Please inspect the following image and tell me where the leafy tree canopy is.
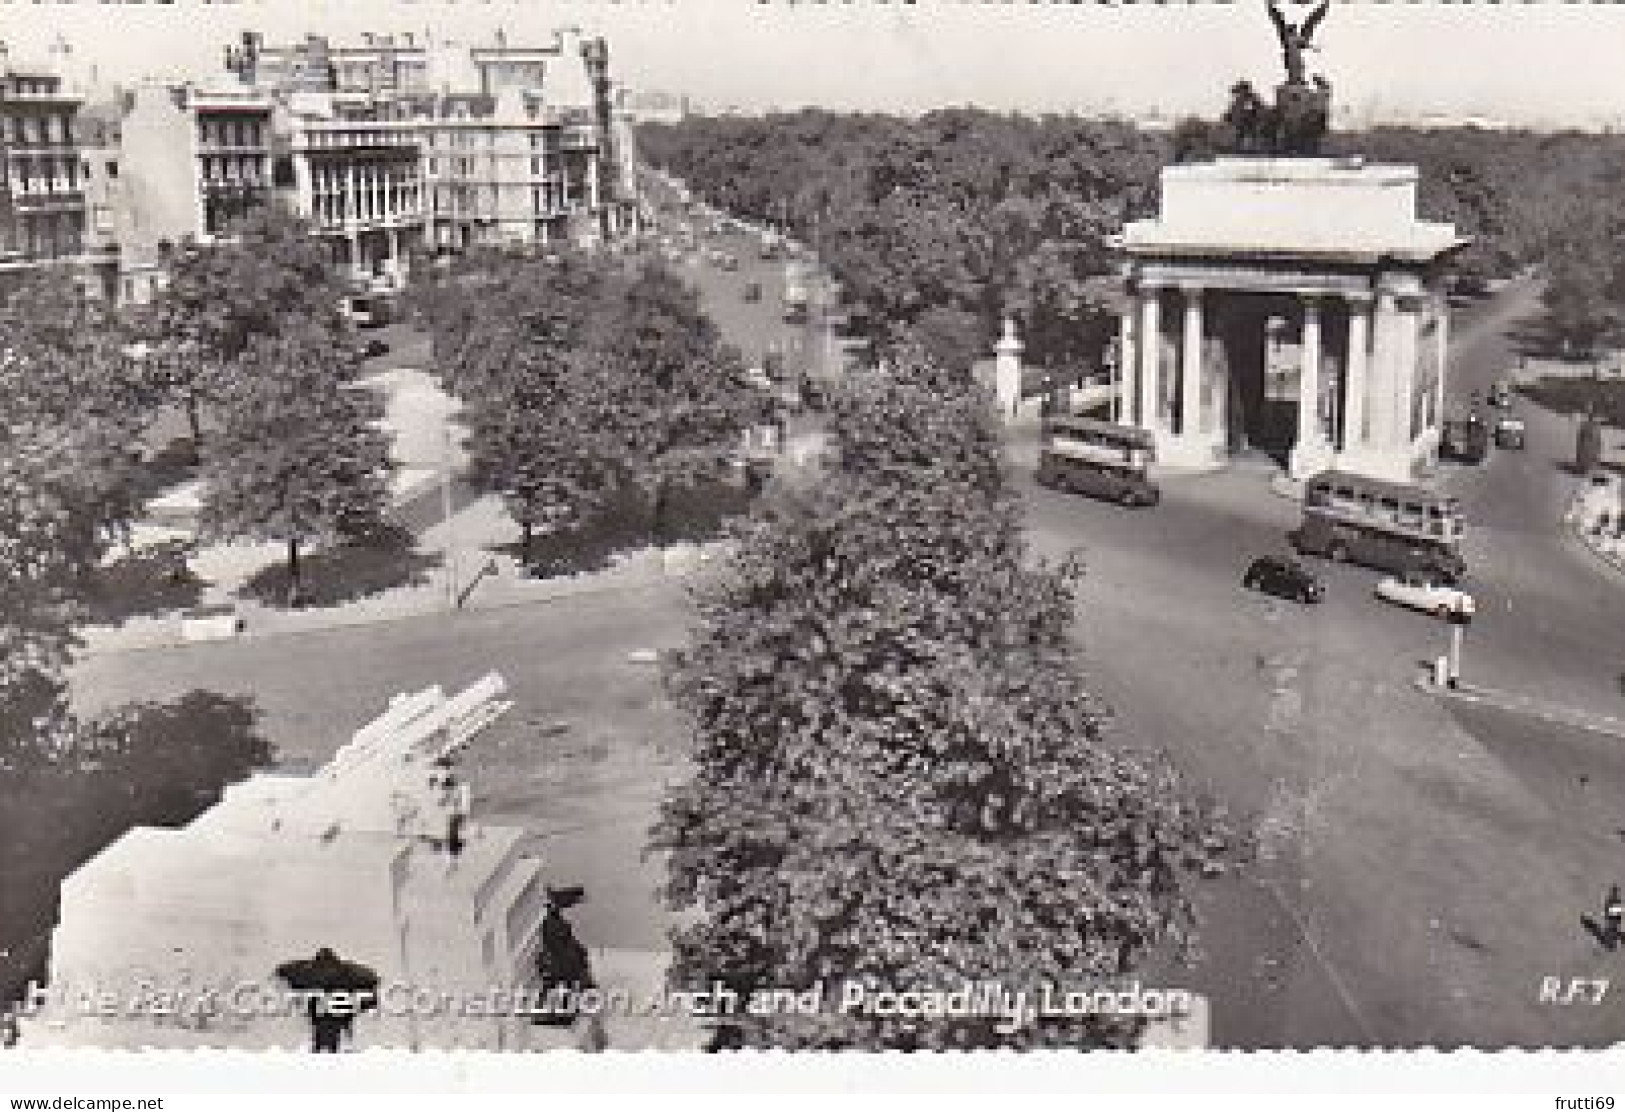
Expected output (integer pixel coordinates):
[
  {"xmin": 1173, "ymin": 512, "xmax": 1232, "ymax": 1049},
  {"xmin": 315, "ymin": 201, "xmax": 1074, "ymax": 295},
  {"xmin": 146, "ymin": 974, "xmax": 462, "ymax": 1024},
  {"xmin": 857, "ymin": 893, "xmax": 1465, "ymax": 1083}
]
[{"xmin": 653, "ymin": 348, "xmax": 1229, "ymax": 1049}]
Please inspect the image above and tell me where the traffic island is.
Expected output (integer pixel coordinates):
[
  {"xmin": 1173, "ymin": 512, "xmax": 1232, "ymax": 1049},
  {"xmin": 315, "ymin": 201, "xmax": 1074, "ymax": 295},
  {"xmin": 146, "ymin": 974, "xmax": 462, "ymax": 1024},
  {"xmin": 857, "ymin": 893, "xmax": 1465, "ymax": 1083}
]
[{"xmin": 1417, "ymin": 673, "xmax": 1625, "ymax": 742}]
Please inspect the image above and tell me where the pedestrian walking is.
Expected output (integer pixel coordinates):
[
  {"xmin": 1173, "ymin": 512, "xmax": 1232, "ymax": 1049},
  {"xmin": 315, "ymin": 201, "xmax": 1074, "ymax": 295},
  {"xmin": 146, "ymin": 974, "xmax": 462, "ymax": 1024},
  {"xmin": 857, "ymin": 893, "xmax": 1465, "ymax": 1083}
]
[{"xmin": 1605, "ymin": 884, "xmax": 1624, "ymax": 951}]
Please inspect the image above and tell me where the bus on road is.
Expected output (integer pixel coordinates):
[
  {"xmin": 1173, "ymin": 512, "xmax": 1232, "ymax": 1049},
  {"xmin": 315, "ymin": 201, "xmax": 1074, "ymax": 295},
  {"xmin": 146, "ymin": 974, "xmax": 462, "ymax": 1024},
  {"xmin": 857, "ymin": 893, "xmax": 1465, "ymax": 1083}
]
[
  {"xmin": 1034, "ymin": 416, "xmax": 1160, "ymax": 507},
  {"xmin": 1289, "ymin": 470, "xmax": 1466, "ymax": 582}
]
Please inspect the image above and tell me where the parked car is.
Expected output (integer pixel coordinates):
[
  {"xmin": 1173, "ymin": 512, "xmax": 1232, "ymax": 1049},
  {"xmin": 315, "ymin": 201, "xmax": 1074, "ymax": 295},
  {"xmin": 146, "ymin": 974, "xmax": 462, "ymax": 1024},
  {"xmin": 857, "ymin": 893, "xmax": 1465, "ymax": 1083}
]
[
  {"xmin": 1489, "ymin": 380, "xmax": 1515, "ymax": 408},
  {"xmin": 743, "ymin": 281, "xmax": 763, "ymax": 303},
  {"xmin": 1493, "ymin": 416, "xmax": 1525, "ymax": 449},
  {"xmin": 1375, "ymin": 571, "xmax": 1476, "ymax": 619},
  {"xmin": 360, "ymin": 338, "xmax": 390, "ymax": 359},
  {"xmin": 1440, "ymin": 416, "xmax": 1490, "ymax": 464},
  {"xmin": 1242, "ymin": 555, "xmax": 1325, "ymax": 604},
  {"xmin": 717, "ymin": 253, "xmax": 740, "ymax": 272}
]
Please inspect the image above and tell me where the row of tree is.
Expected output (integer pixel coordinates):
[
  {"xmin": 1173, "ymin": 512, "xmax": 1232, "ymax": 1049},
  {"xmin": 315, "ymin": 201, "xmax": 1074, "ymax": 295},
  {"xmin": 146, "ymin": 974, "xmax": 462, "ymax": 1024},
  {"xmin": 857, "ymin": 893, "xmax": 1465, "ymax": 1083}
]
[
  {"xmin": 645, "ymin": 109, "xmax": 1625, "ymax": 365},
  {"xmin": 652, "ymin": 349, "xmax": 1230, "ymax": 1049},
  {"xmin": 640, "ymin": 109, "xmax": 1162, "ymax": 381},
  {"xmin": 415, "ymin": 249, "xmax": 772, "ymax": 561}
]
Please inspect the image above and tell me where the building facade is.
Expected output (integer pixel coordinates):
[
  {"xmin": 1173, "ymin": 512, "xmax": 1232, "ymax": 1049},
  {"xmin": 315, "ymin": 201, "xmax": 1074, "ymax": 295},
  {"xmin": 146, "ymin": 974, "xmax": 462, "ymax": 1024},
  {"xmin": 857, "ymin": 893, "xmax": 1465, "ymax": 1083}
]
[
  {"xmin": 0, "ymin": 58, "xmax": 116, "ymax": 296},
  {"xmin": 1115, "ymin": 157, "xmax": 1463, "ymax": 484},
  {"xmin": 115, "ymin": 81, "xmax": 276, "ymax": 303},
  {"xmin": 411, "ymin": 29, "xmax": 638, "ymax": 251},
  {"xmin": 281, "ymin": 95, "xmax": 426, "ymax": 292}
]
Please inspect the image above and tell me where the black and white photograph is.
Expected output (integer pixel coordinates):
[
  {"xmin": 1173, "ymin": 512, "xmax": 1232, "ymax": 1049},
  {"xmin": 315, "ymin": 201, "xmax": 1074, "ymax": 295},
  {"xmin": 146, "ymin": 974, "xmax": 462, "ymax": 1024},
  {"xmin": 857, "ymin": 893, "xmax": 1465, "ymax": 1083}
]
[{"xmin": 0, "ymin": 0, "xmax": 1621, "ymax": 1095}]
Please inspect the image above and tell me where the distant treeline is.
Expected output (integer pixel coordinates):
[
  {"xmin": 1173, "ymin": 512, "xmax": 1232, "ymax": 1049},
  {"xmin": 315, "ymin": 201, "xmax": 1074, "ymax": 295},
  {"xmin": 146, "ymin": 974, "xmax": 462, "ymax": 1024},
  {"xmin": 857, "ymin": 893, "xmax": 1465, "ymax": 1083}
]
[{"xmin": 641, "ymin": 109, "xmax": 1625, "ymax": 365}]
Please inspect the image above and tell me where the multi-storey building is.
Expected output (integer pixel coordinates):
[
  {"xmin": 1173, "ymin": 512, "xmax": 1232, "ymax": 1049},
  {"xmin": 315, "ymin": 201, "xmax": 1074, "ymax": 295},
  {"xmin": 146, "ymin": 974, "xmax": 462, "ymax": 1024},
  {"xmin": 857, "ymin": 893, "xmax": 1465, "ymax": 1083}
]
[
  {"xmin": 115, "ymin": 80, "xmax": 276, "ymax": 303},
  {"xmin": 415, "ymin": 89, "xmax": 607, "ymax": 251},
  {"xmin": 250, "ymin": 30, "xmax": 431, "ymax": 99},
  {"xmin": 280, "ymin": 92, "xmax": 426, "ymax": 292},
  {"xmin": 0, "ymin": 55, "xmax": 115, "ymax": 295},
  {"xmin": 85, "ymin": 27, "xmax": 638, "ymax": 304},
  {"xmin": 410, "ymin": 29, "xmax": 638, "ymax": 251}
]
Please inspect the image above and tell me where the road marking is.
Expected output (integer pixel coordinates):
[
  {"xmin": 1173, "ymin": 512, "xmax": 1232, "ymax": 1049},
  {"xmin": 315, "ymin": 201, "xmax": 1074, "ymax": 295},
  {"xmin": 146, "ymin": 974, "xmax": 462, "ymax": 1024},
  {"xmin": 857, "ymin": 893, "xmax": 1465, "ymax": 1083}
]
[{"xmin": 1258, "ymin": 875, "xmax": 1378, "ymax": 1043}]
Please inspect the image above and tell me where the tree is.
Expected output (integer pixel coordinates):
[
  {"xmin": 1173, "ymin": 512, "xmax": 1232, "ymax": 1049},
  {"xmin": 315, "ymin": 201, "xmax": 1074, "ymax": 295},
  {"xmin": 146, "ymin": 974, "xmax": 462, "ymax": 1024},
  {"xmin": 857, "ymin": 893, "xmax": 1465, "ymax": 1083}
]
[
  {"xmin": 586, "ymin": 264, "xmax": 766, "ymax": 538},
  {"xmin": 199, "ymin": 329, "xmax": 394, "ymax": 605},
  {"xmin": 653, "ymin": 350, "xmax": 1229, "ymax": 1049},
  {"xmin": 0, "ymin": 435, "xmax": 85, "ymax": 769},
  {"xmin": 433, "ymin": 253, "xmax": 764, "ymax": 553},
  {"xmin": 462, "ymin": 347, "xmax": 622, "ymax": 563},
  {"xmin": 148, "ymin": 207, "xmax": 349, "ymax": 453},
  {"xmin": 0, "ymin": 273, "xmax": 150, "ymax": 568}
]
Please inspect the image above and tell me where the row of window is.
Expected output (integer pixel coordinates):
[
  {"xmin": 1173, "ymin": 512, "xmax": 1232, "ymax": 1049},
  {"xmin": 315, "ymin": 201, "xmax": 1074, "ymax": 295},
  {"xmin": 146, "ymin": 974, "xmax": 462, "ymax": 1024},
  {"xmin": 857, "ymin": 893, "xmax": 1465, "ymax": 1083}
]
[
  {"xmin": 424, "ymin": 129, "xmax": 568, "ymax": 152},
  {"xmin": 428, "ymin": 183, "xmax": 585, "ymax": 216},
  {"xmin": 3, "ymin": 111, "xmax": 74, "ymax": 148},
  {"xmin": 200, "ymin": 154, "xmax": 270, "ymax": 189},
  {"xmin": 309, "ymin": 167, "xmax": 423, "ymax": 193},
  {"xmin": 311, "ymin": 190, "xmax": 425, "ymax": 225},
  {"xmin": 2, "ymin": 211, "xmax": 85, "ymax": 260},
  {"xmin": 197, "ymin": 117, "xmax": 268, "ymax": 150},
  {"xmin": 426, "ymin": 153, "xmax": 588, "ymax": 179},
  {"xmin": 9, "ymin": 154, "xmax": 84, "ymax": 187},
  {"xmin": 301, "ymin": 129, "xmax": 415, "ymax": 150}
]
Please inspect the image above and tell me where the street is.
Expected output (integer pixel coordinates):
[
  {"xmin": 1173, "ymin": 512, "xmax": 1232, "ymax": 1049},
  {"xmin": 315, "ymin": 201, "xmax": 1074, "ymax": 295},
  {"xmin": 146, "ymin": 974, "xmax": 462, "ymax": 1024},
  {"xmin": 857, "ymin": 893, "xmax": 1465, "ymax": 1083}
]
[{"xmin": 1021, "ymin": 275, "xmax": 1625, "ymax": 1045}]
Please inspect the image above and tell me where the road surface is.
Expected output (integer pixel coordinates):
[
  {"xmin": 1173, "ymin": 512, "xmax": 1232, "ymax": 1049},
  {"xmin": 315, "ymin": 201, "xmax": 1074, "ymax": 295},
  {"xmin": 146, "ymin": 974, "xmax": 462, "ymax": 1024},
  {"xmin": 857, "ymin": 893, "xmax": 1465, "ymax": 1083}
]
[{"xmin": 1022, "ymin": 276, "xmax": 1625, "ymax": 1047}]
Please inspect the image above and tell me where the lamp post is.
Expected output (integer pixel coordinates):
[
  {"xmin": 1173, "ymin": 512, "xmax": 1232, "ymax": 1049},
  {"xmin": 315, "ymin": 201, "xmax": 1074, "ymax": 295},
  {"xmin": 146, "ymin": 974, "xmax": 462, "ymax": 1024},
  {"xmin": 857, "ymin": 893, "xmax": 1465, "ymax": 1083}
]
[{"xmin": 442, "ymin": 424, "xmax": 457, "ymax": 611}]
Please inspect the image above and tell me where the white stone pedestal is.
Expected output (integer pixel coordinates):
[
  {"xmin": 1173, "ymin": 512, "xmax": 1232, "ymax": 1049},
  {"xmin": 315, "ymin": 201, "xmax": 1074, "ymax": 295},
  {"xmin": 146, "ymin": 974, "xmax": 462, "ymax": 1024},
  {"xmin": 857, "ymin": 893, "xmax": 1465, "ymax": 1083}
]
[
  {"xmin": 1154, "ymin": 430, "xmax": 1226, "ymax": 472},
  {"xmin": 1288, "ymin": 437, "xmax": 1336, "ymax": 481}
]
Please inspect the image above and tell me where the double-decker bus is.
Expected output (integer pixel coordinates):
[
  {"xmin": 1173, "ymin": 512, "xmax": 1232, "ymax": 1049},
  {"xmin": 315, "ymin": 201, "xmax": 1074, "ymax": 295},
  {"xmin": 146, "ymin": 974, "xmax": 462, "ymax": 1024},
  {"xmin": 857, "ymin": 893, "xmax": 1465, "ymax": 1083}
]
[
  {"xmin": 1289, "ymin": 470, "xmax": 1466, "ymax": 582},
  {"xmin": 1034, "ymin": 415, "xmax": 1160, "ymax": 507}
]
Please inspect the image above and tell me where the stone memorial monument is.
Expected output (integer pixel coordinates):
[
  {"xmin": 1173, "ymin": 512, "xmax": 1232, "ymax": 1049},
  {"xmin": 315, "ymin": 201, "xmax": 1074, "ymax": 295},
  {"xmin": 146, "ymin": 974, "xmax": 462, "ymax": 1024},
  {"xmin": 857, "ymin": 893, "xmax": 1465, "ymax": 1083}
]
[{"xmin": 1112, "ymin": 0, "xmax": 1466, "ymax": 482}]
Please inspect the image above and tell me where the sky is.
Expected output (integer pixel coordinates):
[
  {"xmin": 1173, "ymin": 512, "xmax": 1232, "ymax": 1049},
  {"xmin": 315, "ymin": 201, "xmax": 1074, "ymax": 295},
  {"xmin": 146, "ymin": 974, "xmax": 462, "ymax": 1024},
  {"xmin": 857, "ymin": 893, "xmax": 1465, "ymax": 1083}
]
[{"xmin": 3, "ymin": 0, "xmax": 1625, "ymax": 128}]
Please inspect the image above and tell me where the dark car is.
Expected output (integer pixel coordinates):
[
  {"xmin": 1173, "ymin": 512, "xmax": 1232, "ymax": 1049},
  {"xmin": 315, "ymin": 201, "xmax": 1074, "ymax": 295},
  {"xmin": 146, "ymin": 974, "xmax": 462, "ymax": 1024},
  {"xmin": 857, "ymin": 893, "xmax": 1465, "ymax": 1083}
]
[
  {"xmin": 743, "ymin": 281, "xmax": 763, "ymax": 303},
  {"xmin": 361, "ymin": 338, "xmax": 390, "ymax": 359},
  {"xmin": 1440, "ymin": 417, "xmax": 1490, "ymax": 464},
  {"xmin": 1242, "ymin": 555, "xmax": 1325, "ymax": 604}
]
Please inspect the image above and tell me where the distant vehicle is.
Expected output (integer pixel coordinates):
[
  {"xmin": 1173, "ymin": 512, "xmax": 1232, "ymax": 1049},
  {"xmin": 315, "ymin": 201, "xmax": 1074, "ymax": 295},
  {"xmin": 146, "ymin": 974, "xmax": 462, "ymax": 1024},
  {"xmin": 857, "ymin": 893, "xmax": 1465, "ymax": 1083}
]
[
  {"xmin": 1489, "ymin": 381, "xmax": 1515, "ymax": 408},
  {"xmin": 1291, "ymin": 470, "xmax": 1466, "ymax": 583},
  {"xmin": 341, "ymin": 294, "xmax": 391, "ymax": 329},
  {"xmin": 1242, "ymin": 555, "xmax": 1324, "ymax": 604},
  {"xmin": 1493, "ymin": 416, "xmax": 1526, "ymax": 449},
  {"xmin": 180, "ymin": 602, "xmax": 245, "ymax": 642},
  {"xmin": 1034, "ymin": 415, "xmax": 1159, "ymax": 507},
  {"xmin": 1375, "ymin": 571, "xmax": 1476, "ymax": 620},
  {"xmin": 1440, "ymin": 416, "xmax": 1490, "ymax": 464},
  {"xmin": 743, "ymin": 281, "xmax": 763, "ymax": 303},
  {"xmin": 360, "ymin": 338, "xmax": 390, "ymax": 359},
  {"xmin": 783, "ymin": 260, "xmax": 810, "ymax": 323},
  {"xmin": 718, "ymin": 253, "xmax": 740, "ymax": 272}
]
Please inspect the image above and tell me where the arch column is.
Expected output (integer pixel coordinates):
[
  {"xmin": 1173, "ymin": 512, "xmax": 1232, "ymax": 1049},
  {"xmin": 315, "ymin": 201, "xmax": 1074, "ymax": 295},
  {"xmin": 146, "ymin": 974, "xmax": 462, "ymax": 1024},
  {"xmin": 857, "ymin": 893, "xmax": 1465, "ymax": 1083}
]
[
  {"xmin": 1341, "ymin": 291, "xmax": 1372, "ymax": 453},
  {"xmin": 1180, "ymin": 284, "xmax": 1204, "ymax": 437},
  {"xmin": 1114, "ymin": 310, "xmax": 1132, "ymax": 424},
  {"xmin": 1289, "ymin": 294, "xmax": 1334, "ymax": 479},
  {"xmin": 1136, "ymin": 283, "xmax": 1162, "ymax": 434}
]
